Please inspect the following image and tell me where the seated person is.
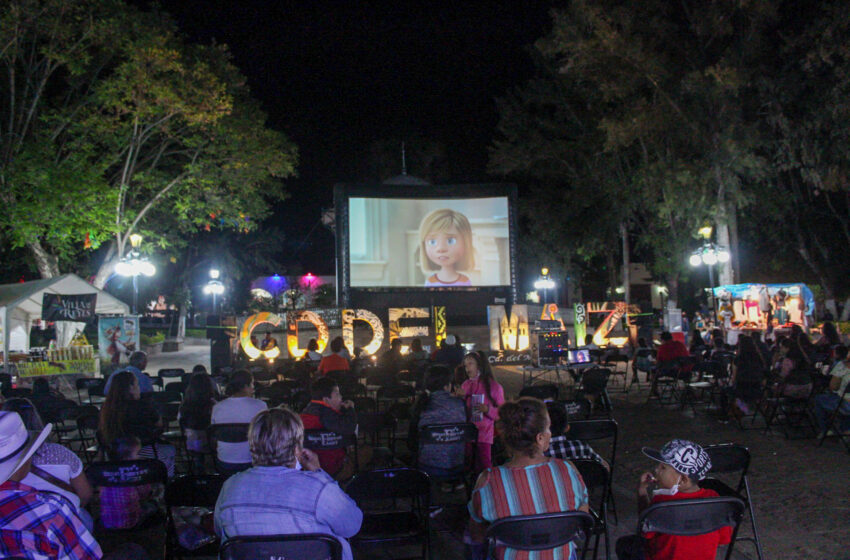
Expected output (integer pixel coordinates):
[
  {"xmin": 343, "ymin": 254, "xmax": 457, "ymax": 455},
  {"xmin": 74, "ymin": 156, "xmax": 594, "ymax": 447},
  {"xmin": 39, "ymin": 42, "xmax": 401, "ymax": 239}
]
[
  {"xmin": 377, "ymin": 338, "xmax": 405, "ymax": 374},
  {"xmin": 215, "ymin": 408, "xmax": 363, "ymax": 560},
  {"xmin": 100, "ymin": 435, "xmax": 159, "ymax": 530},
  {"xmin": 29, "ymin": 377, "xmax": 70, "ymax": 422},
  {"xmin": 652, "ymin": 332, "xmax": 691, "ymax": 395},
  {"xmin": 772, "ymin": 338, "xmax": 813, "ymax": 399},
  {"xmin": 210, "ymin": 370, "xmax": 268, "ymax": 475},
  {"xmin": 3, "ymin": 398, "xmax": 94, "ymax": 531},
  {"xmin": 409, "ymin": 366, "xmax": 467, "ymax": 481},
  {"xmin": 813, "ymin": 345, "xmax": 850, "ymax": 434},
  {"xmin": 543, "ymin": 401, "xmax": 608, "ymax": 470},
  {"xmin": 467, "ymin": 397, "xmax": 589, "ymax": 560},
  {"xmin": 616, "ymin": 439, "xmax": 730, "ymax": 560},
  {"xmin": 300, "ymin": 377, "xmax": 358, "ymax": 476},
  {"xmin": 0, "ymin": 411, "xmax": 102, "ymax": 559},
  {"xmin": 179, "ymin": 373, "xmax": 219, "ymax": 472},
  {"xmin": 407, "ymin": 337, "xmax": 429, "ymax": 363},
  {"xmin": 259, "ymin": 332, "xmax": 278, "ymax": 351},
  {"xmin": 431, "ymin": 334, "xmax": 464, "ymax": 371},
  {"xmin": 304, "ymin": 338, "xmax": 323, "ymax": 362},
  {"xmin": 104, "ymin": 351, "xmax": 154, "ymax": 395},
  {"xmin": 317, "ymin": 336, "xmax": 351, "ymax": 375}
]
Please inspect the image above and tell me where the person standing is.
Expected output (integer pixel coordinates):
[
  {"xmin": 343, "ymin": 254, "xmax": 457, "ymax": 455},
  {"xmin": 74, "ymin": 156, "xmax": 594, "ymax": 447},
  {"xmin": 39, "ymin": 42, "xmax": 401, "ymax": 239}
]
[{"xmin": 460, "ymin": 352, "xmax": 505, "ymax": 472}]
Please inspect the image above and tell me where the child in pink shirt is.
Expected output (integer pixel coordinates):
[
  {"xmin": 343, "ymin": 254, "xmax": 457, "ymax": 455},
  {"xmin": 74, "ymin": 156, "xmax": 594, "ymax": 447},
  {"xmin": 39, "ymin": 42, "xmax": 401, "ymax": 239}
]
[{"xmin": 460, "ymin": 352, "xmax": 505, "ymax": 471}]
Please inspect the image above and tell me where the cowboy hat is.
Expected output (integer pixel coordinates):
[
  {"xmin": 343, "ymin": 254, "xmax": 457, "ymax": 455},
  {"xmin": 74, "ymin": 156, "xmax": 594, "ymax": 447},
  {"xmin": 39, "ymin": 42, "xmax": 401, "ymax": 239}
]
[{"xmin": 0, "ymin": 411, "xmax": 52, "ymax": 485}]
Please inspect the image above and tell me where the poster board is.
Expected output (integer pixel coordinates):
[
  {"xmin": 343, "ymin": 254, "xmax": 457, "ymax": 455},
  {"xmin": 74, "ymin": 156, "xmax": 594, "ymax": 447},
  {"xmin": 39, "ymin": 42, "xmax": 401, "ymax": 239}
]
[{"xmin": 98, "ymin": 316, "xmax": 140, "ymax": 366}]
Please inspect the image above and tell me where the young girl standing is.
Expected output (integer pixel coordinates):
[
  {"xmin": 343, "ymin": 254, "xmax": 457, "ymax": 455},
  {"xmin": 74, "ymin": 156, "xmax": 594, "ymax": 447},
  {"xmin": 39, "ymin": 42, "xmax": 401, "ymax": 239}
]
[
  {"xmin": 460, "ymin": 352, "xmax": 504, "ymax": 471},
  {"xmin": 419, "ymin": 208, "xmax": 475, "ymax": 287}
]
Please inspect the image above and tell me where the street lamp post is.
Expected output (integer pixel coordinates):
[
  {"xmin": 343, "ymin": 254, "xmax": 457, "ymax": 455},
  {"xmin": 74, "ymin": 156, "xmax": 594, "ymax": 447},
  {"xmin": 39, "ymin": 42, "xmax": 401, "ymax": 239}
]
[
  {"xmin": 115, "ymin": 234, "xmax": 156, "ymax": 315},
  {"xmin": 534, "ymin": 267, "xmax": 556, "ymax": 306},
  {"xmin": 204, "ymin": 268, "xmax": 225, "ymax": 314},
  {"xmin": 689, "ymin": 226, "xmax": 730, "ymax": 326}
]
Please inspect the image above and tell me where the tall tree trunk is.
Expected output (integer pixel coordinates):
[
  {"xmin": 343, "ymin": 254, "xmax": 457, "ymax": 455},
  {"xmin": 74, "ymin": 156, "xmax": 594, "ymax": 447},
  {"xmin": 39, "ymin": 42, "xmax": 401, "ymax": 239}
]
[
  {"xmin": 90, "ymin": 242, "xmax": 119, "ymax": 289},
  {"xmin": 726, "ymin": 200, "xmax": 739, "ymax": 284},
  {"xmin": 621, "ymin": 222, "xmax": 631, "ymax": 304},
  {"xmin": 606, "ymin": 252, "xmax": 617, "ymax": 300},
  {"xmin": 27, "ymin": 240, "xmax": 60, "ymax": 278},
  {"xmin": 713, "ymin": 164, "xmax": 734, "ymax": 286},
  {"xmin": 666, "ymin": 274, "xmax": 679, "ymax": 310}
]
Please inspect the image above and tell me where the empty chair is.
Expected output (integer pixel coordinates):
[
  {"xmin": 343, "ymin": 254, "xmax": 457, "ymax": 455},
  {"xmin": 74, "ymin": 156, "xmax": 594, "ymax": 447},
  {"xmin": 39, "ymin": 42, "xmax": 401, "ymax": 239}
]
[
  {"xmin": 486, "ymin": 511, "xmax": 594, "ymax": 560},
  {"xmin": 572, "ymin": 459, "xmax": 611, "ymax": 560},
  {"xmin": 158, "ymin": 368, "xmax": 186, "ymax": 381},
  {"xmin": 699, "ymin": 444, "xmax": 765, "ymax": 560},
  {"xmin": 75, "ymin": 377, "xmax": 105, "ymax": 404},
  {"xmin": 567, "ymin": 419, "xmax": 619, "ymax": 523},
  {"xmin": 219, "ymin": 534, "xmax": 343, "ymax": 560},
  {"xmin": 345, "ymin": 467, "xmax": 431, "ymax": 560},
  {"xmin": 577, "ymin": 367, "xmax": 612, "ymax": 416}
]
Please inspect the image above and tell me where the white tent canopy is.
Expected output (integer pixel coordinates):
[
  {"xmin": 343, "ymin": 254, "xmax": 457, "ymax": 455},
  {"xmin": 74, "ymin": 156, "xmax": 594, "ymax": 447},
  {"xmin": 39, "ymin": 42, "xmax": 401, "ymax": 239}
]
[{"xmin": 0, "ymin": 274, "xmax": 130, "ymax": 362}]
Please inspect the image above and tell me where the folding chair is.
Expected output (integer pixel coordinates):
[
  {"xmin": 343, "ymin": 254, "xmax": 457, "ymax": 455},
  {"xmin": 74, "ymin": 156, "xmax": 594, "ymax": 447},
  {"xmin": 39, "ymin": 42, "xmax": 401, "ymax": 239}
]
[
  {"xmin": 158, "ymin": 368, "xmax": 186, "ymax": 386},
  {"xmin": 572, "ymin": 459, "xmax": 611, "ymax": 560},
  {"xmin": 635, "ymin": 497, "xmax": 745, "ymax": 560},
  {"xmin": 601, "ymin": 351, "xmax": 630, "ymax": 392},
  {"xmin": 75, "ymin": 411, "xmax": 101, "ymax": 464},
  {"xmin": 207, "ymin": 423, "xmax": 250, "ymax": 475},
  {"xmin": 763, "ymin": 380, "xmax": 817, "ymax": 439},
  {"xmin": 816, "ymin": 384, "xmax": 850, "ymax": 453},
  {"xmin": 416, "ymin": 422, "xmax": 478, "ymax": 498},
  {"xmin": 682, "ymin": 360, "xmax": 723, "ymax": 413},
  {"xmin": 219, "ymin": 534, "xmax": 343, "ymax": 560},
  {"xmin": 559, "ymin": 398, "xmax": 591, "ymax": 421},
  {"xmin": 568, "ymin": 419, "xmax": 619, "ymax": 525},
  {"xmin": 486, "ymin": 510, "xmax": 593, "ymax": 560},
  {"xmin": 519, "ymin": 383, "xmax": 560, "ymax": 402},
  {"xmin": 85, "ymin": 459, "xmax": 168, "ymax": 532},
  {"xmin": 345, "ymin": 467, "xmax": 431, "ymax": 560},
  {"xmin": 85, "ymin": 379, "xmax": 106, "ymax": 405},
  {"xmin": 376, "ymin": 384, "xmax": 416, "ymax": 413},
  {"xmin": 75, "ymin": 377, "xmax": 104, "ymax": 404},
  {"xmin": 699, "ymin": 444, "xmax": 764, "ymax": 560},
  {"xmin": 164, "ymin": 474, "xmax": 226, "ymax": 559},
  {"xmin": 631, "ymin": 348, "xmax": 655, "ymax": 390},
  {"xmin": 304, "ymin": 429, "xmax": 353, "ymax": 475}
]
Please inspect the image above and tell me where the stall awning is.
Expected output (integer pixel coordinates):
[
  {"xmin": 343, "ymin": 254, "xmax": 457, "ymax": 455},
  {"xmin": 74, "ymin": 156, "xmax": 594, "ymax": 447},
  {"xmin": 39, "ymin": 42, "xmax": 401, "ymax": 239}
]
[{"xmin": 1, "ymin": 274, "xmax": 130, "ymax": 358}]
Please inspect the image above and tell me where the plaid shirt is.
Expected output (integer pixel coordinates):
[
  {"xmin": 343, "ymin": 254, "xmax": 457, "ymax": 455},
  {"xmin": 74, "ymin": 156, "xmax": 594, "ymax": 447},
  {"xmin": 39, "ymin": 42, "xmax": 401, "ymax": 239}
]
[
  {"xmin": 100, "ymin": 484, "xmax": 152, "ymax": 529},
  {"xmin": 544, "ymin": 435, "xmax": 606, "ymax": 465},
  {"xmin": 0, "ymin": 480, "xmax": 102, "ymax": 560}
]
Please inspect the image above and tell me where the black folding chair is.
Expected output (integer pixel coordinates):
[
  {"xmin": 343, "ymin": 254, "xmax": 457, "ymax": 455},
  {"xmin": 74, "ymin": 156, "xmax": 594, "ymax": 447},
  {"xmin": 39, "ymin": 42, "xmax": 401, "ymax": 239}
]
[
  {"xmin": 85, "ymin": 459, "xmax": 168, "ymax": 532},
  {"xmin": 416, "ymin": 422, "xmax": 478, "ymax": 498},
  {"xmin": 207, "ymin": 423, "xmax": 250, "ymax": 475},
  {"xmin": 572, "ymin": 459, "xmax": 611, "ymax": 560},
  {"xmin": 519, "ymin": 383, "xmax": 560, "ymax": 401},
  {"xmin": 165, "ymin": 474, "xmax": 226, "ymax": 559},
  {"xmin": 567, "ymin": 419, "xmax": 618, "ymax": 524},
  {"xmin": 559, "ymin": 398, "xmax": 591, "ymax": 421},
  {"xmin": 345, "ymin": 467, "xmax": 431, "ymax": 560},
  {"xmin": 75, "ymin": 377, "xmax": 105, "ymax": 404},
  {"xmin": 219, "ymin": 534, "xmax": 343, "ymax": 560},
  {"xmin": 635, "ymin": 497, "xmax": 746, "ymax": 560},
  {"xmin": 699, "ymin": 444, "xmax": 764, "ymax": 560},
  {"xmin": 304, "ymin": 429, "xmax": 353, "ymax": 474},
  {"xmin": 158, "ymin": 368, "xmax": 186, "ymax": 383},
  {"xmin": 816, "ymin": 384, "xmax": 850, "ymax": 453},
  {"xmin": 486, "ymin": 510, "xmax": 593, "ymax": 560},
  {"xmin": 763, "ymin": 379, "xmax": 817, "ymax": 439},
  {"xmin": 75, "ymin": 412, "xmax": 101, "ymax": 464}
]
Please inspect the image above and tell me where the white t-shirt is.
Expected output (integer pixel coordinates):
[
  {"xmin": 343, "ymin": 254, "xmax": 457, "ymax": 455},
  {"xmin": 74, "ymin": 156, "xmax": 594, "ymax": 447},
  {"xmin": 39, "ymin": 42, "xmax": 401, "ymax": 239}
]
[
  {"xmin": 830, "ymin": 361, "xmax": 850, "ymax": 402},
  {"xmin": 24, "ymin": 442, "xmax": 83, "ymax": 510},
  {"xmin": 210, "ymin": 397, "xmax": 267, "ymax": 464}
]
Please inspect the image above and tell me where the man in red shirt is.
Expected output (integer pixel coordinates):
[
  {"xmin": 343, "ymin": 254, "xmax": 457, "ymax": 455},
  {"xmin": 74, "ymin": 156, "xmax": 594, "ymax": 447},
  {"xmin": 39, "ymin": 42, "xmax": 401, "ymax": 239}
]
[
  {"xmin": 616, "ymin": 439, "xmax": 731, "ymax": 560},
  {"xmin": 317, "ymin": 337, "xmax": 351, "ymax": 376},
  {"xmin": 651, "ymin": 332, "xmax": 691, "ymax": 396}
]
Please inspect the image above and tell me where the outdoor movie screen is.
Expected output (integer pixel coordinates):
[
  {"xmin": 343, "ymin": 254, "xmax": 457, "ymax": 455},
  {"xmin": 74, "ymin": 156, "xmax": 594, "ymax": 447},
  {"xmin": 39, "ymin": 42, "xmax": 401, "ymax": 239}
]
[{"xmin": 348, "ymin": 196, "xmax": 511, "ymax": 288}]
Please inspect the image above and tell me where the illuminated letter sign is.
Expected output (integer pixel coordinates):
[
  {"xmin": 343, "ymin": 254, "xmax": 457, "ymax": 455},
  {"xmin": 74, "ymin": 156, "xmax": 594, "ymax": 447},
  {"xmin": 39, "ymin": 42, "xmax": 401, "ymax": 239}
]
[
  {"xmin": 573, "ymin": 303, "xmax": 587, "ymax": 345},
  {"xmin": 341, "ymin": 309, "xmax": 384, "ymax": 356},
  {"xmin": 388, "ymin": 307, "xmax": 431, "ymax": 341},
  {"xmin": 239, "ymin": 312, "xmax": 283, "ymax": 360},
  {"xmin": 487, "ymin": 305, "xmax": 529, "ymax": 351},
  {"xmin": 286, "ymin": 310, "xmax": 329, "ymax": 359},
  {"xmin": 433, "ymin": 306, "xmax": 446, "ymax": 346}
]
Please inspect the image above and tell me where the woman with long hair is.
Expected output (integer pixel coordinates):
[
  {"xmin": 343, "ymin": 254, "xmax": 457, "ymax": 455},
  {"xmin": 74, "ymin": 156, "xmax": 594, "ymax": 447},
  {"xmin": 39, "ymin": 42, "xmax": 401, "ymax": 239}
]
[
  {"xmin": 459, "ymin": 351, "xmax": 504, "ymax": 472},
  {"xmin": 467, "ymin": 397, "xmax": 588, "ymax": 560},
  {"xmin": 773, "ymin": 338, "xmax": 813, "ymax": 399},
  {"xmin": 179, "ymin": 373, "xmax": 219, "ymax": 472},
  {"xmin": 99, "ymin": 370, "xmax": 176, "ymax": 476},
  {"xmin": 728, "ymin": 335, "xmax": 767, "ymax": 415}
]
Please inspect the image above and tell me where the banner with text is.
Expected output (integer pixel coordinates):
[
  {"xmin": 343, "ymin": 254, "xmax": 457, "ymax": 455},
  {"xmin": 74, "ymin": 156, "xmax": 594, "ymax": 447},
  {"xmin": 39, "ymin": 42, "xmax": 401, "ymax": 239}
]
[{"xmin": 42, "ymin": 293, "xmax": 97, "ymax": 322}]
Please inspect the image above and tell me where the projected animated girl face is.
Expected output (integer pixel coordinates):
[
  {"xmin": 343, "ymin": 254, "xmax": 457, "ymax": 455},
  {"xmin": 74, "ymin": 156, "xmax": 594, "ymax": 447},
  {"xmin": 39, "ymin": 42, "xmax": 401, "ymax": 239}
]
[{"xmin": 419, "ymin": 209, "xmax": 474, "ymax": 287}]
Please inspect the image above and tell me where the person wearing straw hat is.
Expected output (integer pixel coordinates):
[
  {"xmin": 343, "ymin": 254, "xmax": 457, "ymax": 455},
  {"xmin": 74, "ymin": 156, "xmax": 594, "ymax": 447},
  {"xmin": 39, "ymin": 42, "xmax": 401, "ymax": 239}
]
[{"xmin": 0, "ymin": 411, "xmax": 102, "ymax": 559}]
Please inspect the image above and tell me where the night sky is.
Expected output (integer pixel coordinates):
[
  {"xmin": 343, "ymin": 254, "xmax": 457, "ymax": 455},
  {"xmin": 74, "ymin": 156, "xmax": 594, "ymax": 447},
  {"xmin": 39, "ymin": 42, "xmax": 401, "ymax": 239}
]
[{"xmin": 152, "ymin": 1, "xmax": 560, "ymax": 273}]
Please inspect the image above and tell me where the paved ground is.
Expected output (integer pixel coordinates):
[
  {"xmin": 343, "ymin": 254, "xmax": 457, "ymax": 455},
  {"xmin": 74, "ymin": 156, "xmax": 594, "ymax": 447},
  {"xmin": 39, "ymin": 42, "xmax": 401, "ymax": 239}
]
[{"xmin": 92, "ymin": 347, "xmax": 848, "ymax": 559}]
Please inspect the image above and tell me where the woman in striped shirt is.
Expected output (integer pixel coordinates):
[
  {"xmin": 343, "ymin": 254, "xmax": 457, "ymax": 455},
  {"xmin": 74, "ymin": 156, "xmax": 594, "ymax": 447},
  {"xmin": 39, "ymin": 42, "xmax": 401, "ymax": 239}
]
[{"xmin": 468, "ymin": 397, "xmax": 589, "ymax": 560}]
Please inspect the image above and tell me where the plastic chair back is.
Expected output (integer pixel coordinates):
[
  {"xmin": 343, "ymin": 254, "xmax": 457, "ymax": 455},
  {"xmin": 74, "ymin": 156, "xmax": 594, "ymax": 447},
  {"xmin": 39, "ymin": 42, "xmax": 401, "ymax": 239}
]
[
  {"xmin": 304, "ymin": 429, "xmax": 348, "ymax": 451},
  {"xmin": 158, "ymin": 368, "xmax": 186, "ymax": 380},
  {"xmin": 581, "ymin": 368, "xmax": 611, "ymax": 394},
  {"xmin": 558, "ymin": 399, "xmax": 591, "ymax": 421},
  {"xmin": 345, "ymin": 467, "xmax": 430, "ymax": 502},
  {"xmin": 638, "ymin": 496, "xmax": 745, "ymax": 537},
  {"xmin": 165, "ymin": 474, "xmax": 225, "ymax": 508},
  {"xmin": 86, "ymin": 459, "xmax": 168, "ymax": 487},
  {"xmin": 487, "ymin": 510, "xmax": 593, "ymax": 552},
  {"xmin": 207, "ymin": 423, "xmax": 250, "ymax": 444},
  {"xmin": 567, "ymin": 419, "xmax": 617, "ymax": 442},
  {"xmin": 704, "ymin": 443, "xmax": 750, "ymax": 476},
  {"xmin": 219, "ymin": 534, "xmax": 343, "ymax": 560}
]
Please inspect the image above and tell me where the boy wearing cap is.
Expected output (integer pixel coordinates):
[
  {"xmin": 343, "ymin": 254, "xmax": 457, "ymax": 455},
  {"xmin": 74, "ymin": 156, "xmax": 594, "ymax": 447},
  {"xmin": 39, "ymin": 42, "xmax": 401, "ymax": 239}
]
[
  {"xmin": 0, "ymin": 411, "xmax": 102, "ymax": 559},
  {"xmin": 616, "ymin": 439, "xmax": 731, "ymax": 560}
]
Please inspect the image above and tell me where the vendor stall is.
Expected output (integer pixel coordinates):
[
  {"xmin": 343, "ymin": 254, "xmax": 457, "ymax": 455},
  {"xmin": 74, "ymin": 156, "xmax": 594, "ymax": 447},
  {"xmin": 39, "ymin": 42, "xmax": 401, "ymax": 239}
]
[
  {"xmin": 0, "ymin": 274, "xmax": 130, "ymax": 376},
  {"xmin": 712, "ymin": 283, "xmax": 814, "ymax": 335}
]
